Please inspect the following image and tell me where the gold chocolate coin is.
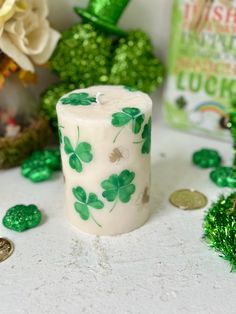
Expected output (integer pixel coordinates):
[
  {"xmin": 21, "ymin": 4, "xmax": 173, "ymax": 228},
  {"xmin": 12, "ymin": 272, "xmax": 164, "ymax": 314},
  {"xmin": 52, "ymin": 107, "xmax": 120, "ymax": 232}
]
[
  {"xmin": 0, "ymin": 238, "xmax": 14, "ymax": 263},
  {"xmin": 169, "ymin": 189, "xmax": 208, "ymax": 210}
]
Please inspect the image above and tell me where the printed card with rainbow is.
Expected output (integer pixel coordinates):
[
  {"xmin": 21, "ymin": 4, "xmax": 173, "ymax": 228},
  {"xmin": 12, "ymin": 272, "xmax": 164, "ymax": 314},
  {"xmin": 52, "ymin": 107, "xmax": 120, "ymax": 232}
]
[{"xmin": 164, "ymin": 0, "xmax": 236, "ymax": 141}]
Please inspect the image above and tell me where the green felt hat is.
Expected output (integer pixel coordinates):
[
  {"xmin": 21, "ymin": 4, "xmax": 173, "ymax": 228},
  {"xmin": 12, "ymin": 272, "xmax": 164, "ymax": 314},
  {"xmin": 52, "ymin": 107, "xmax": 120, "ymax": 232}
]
[{"xmin": 74, "ymin": 0, "xmax": 130, "ymax": 36}]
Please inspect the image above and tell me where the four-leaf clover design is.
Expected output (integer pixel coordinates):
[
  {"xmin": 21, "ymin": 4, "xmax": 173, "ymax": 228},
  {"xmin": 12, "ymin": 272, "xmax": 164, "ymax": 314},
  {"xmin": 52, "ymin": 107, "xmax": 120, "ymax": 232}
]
[
  {"xmin": 61, "ymin": 92, "xmax": 96, "ymax": 106},
  {"xmin": 101, "ymin": 169, "xmax": 136, "ymax": 212},
  {"xmin": 64, "ymin": 127, "xmax": 93, "ymax": 173},
  {"xmin": 73, "ymin": 186, "xmax": 104, "ymax": 227},
  {"xmin": 112, "ymin": 107, "xmax": 144, "ymax": 142}
]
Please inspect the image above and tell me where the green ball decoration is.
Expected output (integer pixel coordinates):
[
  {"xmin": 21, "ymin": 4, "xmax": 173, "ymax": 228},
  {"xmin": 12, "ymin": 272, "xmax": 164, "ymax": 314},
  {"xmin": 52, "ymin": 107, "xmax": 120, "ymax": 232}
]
[
  {"xmin": 192, "ymin": 148, "xmax": 222, "ymax": 168},
  {"xmin": 109, "ymin": 30, "xmax": 165, "ymax": 93},
  {"xmin": 210, "ymin": 166, "xmax": 236, "ymax": 188},
  {"xmin": 50, "ymin": 23, "xmax": 113, "ymax": 86},
  {"xmin": 21, "ymin": 148, "xmax": 61, "ymax": 183},
  {"xmin": 41, "ymin": 82, "xmax": 76, "ymax": 128},
  {"xmin": 3, "ymin": 204, "xmax": 42, "ymax": 232},
  {"xmin": 203, "ymin": 192, "xmax": 236, "ymax": 271}
]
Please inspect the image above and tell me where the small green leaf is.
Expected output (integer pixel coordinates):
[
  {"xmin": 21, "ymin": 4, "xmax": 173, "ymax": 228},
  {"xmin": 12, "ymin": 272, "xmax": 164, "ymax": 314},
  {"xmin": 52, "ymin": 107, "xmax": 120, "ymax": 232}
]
[
  {"xmin": 141, "ymin": 118, "xmax": 152, "ymax": 154},
  {"xmin": 73, "ymin": 186, "xmax": 87, "ymax": 203},
  {"xmin": 69, "ymin": 154, "xmax": 82, "ymax": 172},
  {"xmin": 112, "ymin": 112, "xmax": 131, "ymax": 127},
  {"xmin": 75, "ymin": 142, "xmax": 93, "ymax": 163},
  {"xmin": 101, "ymin": 174, "xmax": 119, "ymax": 190},
  {"xmin": 102, "ymin": 189, "xmax": 118, "ymax": 202},
  {"xmin": 61, "ymin": 92, "xmax": 96, "ymax": 106},
  {"xmin": 119, "ymin": 184, "xmax": 135, "ymax": 203},
  {"xmin": 87, "ymin": 193, "xmax": 104, "ymax": 209},
  {"xmin": 122, "ymin": 107, "xmax": 141, "ymax": 117},
  {"xmin": 74, "ymin": 202, "xmax": 90, "ymax": 220},
  {"xmin": 64, "ymin": 137, "xmax": 74, "ymax": 154},
  {"xmin": 132, "ymin": 114, "xmax": 144, "ymax": 134},
  {"xmin": 119, "ymin": 170, "xmax": 135, "ymax": 186}
]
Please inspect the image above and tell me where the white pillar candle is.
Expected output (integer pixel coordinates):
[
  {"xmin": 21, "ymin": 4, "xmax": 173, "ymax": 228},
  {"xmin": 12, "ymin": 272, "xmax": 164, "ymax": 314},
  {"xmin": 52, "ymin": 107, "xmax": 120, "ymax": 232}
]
[{"xmin": 57, "ymin": 85, "xmax": 152, "ymax": 235}]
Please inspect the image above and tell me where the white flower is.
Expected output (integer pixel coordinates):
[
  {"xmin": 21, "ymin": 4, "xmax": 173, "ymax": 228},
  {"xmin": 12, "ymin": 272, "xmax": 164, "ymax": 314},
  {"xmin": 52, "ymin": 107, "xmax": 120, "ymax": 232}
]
[{"xmin": 0, "ymin": 0, "xmax": 60, "ymax": 72}]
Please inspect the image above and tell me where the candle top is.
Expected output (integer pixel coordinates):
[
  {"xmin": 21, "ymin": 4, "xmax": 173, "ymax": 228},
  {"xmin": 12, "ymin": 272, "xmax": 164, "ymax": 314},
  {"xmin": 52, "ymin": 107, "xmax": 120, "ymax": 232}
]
[{"xmin": 57, "ymin": 85, "xmax": 152, "ymax": 121}]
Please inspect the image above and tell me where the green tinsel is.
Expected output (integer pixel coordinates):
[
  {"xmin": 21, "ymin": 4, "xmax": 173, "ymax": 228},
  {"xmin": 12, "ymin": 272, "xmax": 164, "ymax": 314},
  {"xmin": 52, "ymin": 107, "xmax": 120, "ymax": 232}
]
[
  {"xmin": 109, "ymin": 30, "xmax": 165, "ymax": 93},
  {"xmin": 50, "ymin": 23, "xmax": 112, "ymax": 86},
  {"xmin": 203, "ymin": 192, "xmax": 236, "ymax": 271},
  {"xmin": 40, "ymin": 82, "xmax": 76, "ymax": 128}
]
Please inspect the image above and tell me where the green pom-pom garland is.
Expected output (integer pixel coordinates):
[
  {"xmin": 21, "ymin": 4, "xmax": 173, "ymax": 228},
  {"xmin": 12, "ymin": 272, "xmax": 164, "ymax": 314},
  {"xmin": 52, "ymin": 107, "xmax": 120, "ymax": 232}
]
[
  {"xmin": 109, "ymin": 30, "xmax": 165, "ymax": 93},
  {"xmin": 50, "ymin": 23, "xmax": 112, "ymax": 86},
  {"xmin": 40, "ymin": 82, "xmax": 76, "ymax": 128},
  {"xmin": 203, "ymin": 192, "xmax": 236, "ymax": 271}
]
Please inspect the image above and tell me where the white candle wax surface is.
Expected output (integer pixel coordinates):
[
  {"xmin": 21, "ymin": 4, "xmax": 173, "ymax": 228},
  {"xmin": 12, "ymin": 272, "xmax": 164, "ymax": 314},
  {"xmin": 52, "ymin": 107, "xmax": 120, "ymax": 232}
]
[{"xmin": 57, "ymin": 85, "xmax": 152, "ymax": 235}]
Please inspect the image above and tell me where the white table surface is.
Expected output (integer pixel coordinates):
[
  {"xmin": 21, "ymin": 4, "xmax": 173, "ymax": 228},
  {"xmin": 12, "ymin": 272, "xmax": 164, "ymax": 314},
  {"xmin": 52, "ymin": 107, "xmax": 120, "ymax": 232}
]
[{"xmin": 0, "ymin": 99, "xmax": 235, "ymax": 314}]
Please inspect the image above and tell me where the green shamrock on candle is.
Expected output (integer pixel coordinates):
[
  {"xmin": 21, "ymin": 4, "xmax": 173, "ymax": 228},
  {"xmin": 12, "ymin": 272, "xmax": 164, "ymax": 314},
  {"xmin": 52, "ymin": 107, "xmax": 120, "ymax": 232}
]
[
  {"xmin": 192, "ymin": 148, "xmax": 222, "ymax": 169},
  {"xmin": 64, "ymin": 127, "xmax": 93, "ymax": 173},
  {"xmin": 141, "ymin": 118, "xmax": 152, "ymax": 154},
  {"xmin": 124, "ymin": 85, "xmax": 137, "ymax": 92},
  {"xmin": 210, "ymin": 166, "xmax": 236, "ymax": 188},
  {"xmin": 73, "ymin": 186, "xmax": 104, "ymax": 227},
  {"xmin": 58, "ymin": 125, "xmax": 64, "ymax": 144},
  {"xmin": 112, "ymin": 107, "xmax": 144, "ymax": 142},
  {"xmin": 101, "ymin": 169, "xmax": 136, "ymax": 212},
  {"xmin": 61, "ymin": 92, "xmax": 96, "ymax": 106}
]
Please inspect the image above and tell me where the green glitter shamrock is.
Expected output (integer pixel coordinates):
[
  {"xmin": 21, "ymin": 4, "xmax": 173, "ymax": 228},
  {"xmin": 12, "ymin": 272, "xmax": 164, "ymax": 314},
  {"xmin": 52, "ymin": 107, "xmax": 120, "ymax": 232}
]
[
  {"xmin": 21, "ymin": 149, "xmax": 61, "ymax": 183},
  {"xmin": 64, "ymin": 127, "xmax": 93, "ymax": 173},
  {"xmin": 3, "ymin": 204, "xmax": 42, "ymax": 232},
  {"xmin": 203, "ymin": 192, "xmax": 236, "ymax": 271},
  {"xmin": 175, "ymin": 96, "xmax": 187, "ymax": 110},
  {"xmin": 40, "ymin": 82, "xmax": 76, "ymax": 129},
  {"xmin": 112, "ymin": 107, "xmax": 144, "ymax": 142},
  {"xmin": 101, "ymin": 169, "xmax": 136, "ymax": 212},
  {"xmin": 73, "ymin": 186, "xmax": 104, "ymax": 227},
  {"xmin": 109, "ymin": 30, "xmax": 165, "ymax": 93},
  {"xmin": 210, "ymin": 166, "xmax": 236, "ymax": 188},
  {"xmin": 141, "ymin": 118, "xmax": 152, "ymax": 154},
  {"xmin": 192, "ymin": 148, "xmax": 222, "ymax": 168},
  {"xmin": 61, "ymin": 92, "xmax": 96, "ymax": 106},
  {"xmin": 50, "ymin": 23, "xmax": 112, "ymax": 86}
]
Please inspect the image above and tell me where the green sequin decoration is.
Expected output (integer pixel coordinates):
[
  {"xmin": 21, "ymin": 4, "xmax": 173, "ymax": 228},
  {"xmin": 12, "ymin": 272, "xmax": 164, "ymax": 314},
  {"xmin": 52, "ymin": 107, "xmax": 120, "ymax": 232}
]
[
  {"xmin": 50, "ymin": 23, "xmax": 112, "ymax": 86},
  {"xmin": 210, "ymin": 166, "xmax": 236, "ymax": 188},
  {"xmin": 21, "ymin": 149, "xmax": 61, "ymax": 183},
  {"xmin": 109, "ymin": 30, "xmax": 165, "ymax": 93},
  {"xmin": 203, "ymin": 192, "xmax": 236, "ymax": 271},
  {"xmin": 192, "ymin": 148, "xmax": 222, "ymax": 169},
  {"xmin": 3, "ymin": 204, "xmax": 42, "ymax": 232}
]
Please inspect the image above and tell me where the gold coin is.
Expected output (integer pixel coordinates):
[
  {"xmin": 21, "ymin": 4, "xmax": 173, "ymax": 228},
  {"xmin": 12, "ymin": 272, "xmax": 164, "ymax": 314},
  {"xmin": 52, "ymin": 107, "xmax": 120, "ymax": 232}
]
[
  {"xmin": 0, "ymin": 238, "xmax": 14, "ymax": 263},
  {"xmin": 169, "ymin": 189, "xmax": 208, "ymax": 210}
]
